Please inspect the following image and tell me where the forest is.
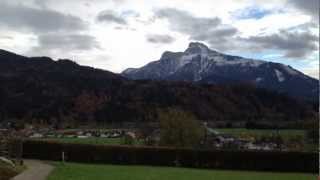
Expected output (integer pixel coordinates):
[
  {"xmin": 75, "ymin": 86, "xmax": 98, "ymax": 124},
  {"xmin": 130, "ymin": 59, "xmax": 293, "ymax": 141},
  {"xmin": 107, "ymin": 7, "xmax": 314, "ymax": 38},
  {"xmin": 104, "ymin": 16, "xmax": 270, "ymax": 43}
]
[{"xmin": 0, "ymin": 50, "xmax": 317, "ymax": 128}]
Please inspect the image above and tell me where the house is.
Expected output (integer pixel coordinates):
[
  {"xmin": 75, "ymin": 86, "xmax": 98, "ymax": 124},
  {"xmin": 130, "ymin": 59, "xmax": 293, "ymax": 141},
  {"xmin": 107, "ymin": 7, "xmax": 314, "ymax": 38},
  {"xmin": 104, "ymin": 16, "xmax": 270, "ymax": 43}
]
[
  {"xmin": 29, "ymin": 133, "xmax": 43, "ymax": 138},
  {"xmin": 84, "ymin": 132, "xmax": 93, "ymax": 137},
  {"xmin": 215, "ymin": 135, "xmax": 235, "ymax": 143},
  {"xmin": 77, "ymin": 135, "xmax": 89, "ymax": 139},
  {"xmin": 125, "ymin": 132, "xmax": 136, "ymax": 139}
]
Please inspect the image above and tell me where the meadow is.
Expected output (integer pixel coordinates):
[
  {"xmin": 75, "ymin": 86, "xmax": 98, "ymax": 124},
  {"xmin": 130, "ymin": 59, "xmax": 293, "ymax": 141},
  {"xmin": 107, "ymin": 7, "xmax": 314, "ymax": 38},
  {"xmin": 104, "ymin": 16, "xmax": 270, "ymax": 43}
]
[
  {"xmin": 42, "ymin": 137, "xmax": 123, "ymax": 145},
  {"xmin": 42, "ymin": 137, "xmax": 146, "ymax": 146},
  {"xmin": 41, "ymin": 129, "xmax": 306, "ymax": 146},
  {"xmin": 47, "ymin": 162, "xmax": 317, "ymax": 180},
  {"xmin": 214, "ymin": 128, "xmax": 306, "ymax": 140}
]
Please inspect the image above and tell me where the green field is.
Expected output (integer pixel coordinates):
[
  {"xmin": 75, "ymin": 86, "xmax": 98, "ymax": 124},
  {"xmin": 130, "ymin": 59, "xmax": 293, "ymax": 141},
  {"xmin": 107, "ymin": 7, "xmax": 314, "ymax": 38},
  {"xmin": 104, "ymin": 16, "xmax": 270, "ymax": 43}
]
[
  {"xmin": 214, "ymin": 128, "xmax": 306, "ymax": 140},
  {"xmin": 42, "ymin": 137, "xmax": 145, "ymax": 146},
  {"xmin": 43, "ymin": 137, "xmax": 123, "ymax": 145},
  {"xmin": 47, "ymin": 162, "xmax": 316, "ymax": 180},
  {"xmin": 42, "ymin": 129, "xmax": 305, "ymax": 146},
  {"xmin": 39, "ymin": 129, "xmax": 306, "ymax": 148}
]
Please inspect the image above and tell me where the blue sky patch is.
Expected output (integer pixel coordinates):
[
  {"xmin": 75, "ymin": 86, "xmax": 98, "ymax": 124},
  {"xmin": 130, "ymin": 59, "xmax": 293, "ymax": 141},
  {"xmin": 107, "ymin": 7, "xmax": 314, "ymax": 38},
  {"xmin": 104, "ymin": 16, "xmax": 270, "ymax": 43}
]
[{"xmin": 233, "ymin": 7, "xmax": 272, "ymax": 20}]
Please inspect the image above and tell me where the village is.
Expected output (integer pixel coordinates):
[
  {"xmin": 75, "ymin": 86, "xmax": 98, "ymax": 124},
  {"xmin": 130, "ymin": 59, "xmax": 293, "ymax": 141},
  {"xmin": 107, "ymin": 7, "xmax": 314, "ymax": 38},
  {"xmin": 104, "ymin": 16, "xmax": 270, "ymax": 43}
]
[{"xmin": 0, "ymin": 123, "xmax": 292, "ymax": 152}]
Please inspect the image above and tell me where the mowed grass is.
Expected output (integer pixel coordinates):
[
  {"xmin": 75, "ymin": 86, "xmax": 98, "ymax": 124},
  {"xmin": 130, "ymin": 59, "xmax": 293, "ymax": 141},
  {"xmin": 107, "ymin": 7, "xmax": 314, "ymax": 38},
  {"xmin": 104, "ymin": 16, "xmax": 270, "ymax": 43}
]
[
  {"xmin": 47, "ymin": 162, "xmax": 316, "ymax": 180},
  {"xmin": 43, "ymin": 137, "xmax": 123, "ymax": 145},
  {"xmin": 41, "ymin": 129, "xmax": 305, "ymax": 146},
  {"xmin": 215, "ymin": 128, "xmax": 306, "ymax": 140},
  {"xmin": 42, "ymin": 137, "xmax": 145, "ymax": 146}
]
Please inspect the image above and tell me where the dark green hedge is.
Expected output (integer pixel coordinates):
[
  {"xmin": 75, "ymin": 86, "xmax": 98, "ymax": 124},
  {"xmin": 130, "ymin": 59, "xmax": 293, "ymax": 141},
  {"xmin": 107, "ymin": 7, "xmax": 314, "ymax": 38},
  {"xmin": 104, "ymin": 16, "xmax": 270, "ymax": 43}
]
[{"xmin": 22, "ymin": 140, "xmax": 318, "ymax": 173}]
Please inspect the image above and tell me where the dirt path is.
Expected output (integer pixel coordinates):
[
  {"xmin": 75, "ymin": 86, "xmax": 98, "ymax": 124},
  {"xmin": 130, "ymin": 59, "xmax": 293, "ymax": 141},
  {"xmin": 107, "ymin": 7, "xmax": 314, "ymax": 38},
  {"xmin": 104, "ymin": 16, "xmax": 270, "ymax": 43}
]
[{"xmin": 11, "ymin": 160, "xmax": 54, "ymax": 180}]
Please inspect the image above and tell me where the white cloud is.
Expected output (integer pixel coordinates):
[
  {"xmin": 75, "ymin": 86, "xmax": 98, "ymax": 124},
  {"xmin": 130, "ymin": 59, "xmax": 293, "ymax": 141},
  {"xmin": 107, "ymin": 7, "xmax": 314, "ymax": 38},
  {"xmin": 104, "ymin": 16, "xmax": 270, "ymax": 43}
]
[{"xmin": 0, "ymin": 0, "xmax": 317, "ymax": 77}]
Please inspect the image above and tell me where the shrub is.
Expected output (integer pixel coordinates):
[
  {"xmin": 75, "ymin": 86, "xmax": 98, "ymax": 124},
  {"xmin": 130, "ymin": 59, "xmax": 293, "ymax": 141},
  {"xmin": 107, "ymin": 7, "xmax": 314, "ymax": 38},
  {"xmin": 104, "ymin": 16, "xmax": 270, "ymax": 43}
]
[
  {"xmin": 158, "ymin": 108, "xmax": 205, "ymax": 148},
  {"xmin": 22, "ymin": 140, "xmax": 318, "ymax": 173},
  {"xmin": 122, "ymin": 135, "xmax": 135, "ymax": 145},
  {"xmin": 0, "ymin": 162, "xmax": 20, "ymax": 180}
]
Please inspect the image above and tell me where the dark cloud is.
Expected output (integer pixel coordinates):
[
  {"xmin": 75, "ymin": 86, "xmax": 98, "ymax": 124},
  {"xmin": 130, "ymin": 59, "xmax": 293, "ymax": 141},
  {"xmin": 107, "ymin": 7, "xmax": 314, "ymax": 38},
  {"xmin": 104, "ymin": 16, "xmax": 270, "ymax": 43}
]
[
  {"xmin": 33, "ymin": 0, "xmax": 48, "ymax": 9},
  {"xmin": 154, "ymin": 7, "xmax": 318, "ymax": 56},
  {"xmin": 146, "ymin": 34, "xmax": 175, "ymax": 44},
  {"xmin": 190, "ymin": 26, "xmax": 238, "ymax": 51},
  {"xmin": 155, "ymin": 8, "xmax": 221, "ymax": 35},
  {"xmin": 192, "ymin": 26, "xmax": 238, "ymax": 42},
  {"xmin": 241, "ymin": 30, "xmax": 319, "ymax": 58},
  {"xmin": 286, "ymin": 22, "xmax": 319, "ymax": 31},
  {"xmin": 288, "ymin": 0, "xmax": 319, "ymax": 17},
  {"xmin": 96, "ymin": 10, "xmax": 127, "ymax": 25},
  {"xmin": 0, "ymin": 2, "xmax": 86, "ymax": 33},
  {"xmin": 30, "ymin": 33, "xmax": 100, "ymax": 55},
  {"xmin": 154, "ymin": 8, "xmax": 238, "ymax": 51}
]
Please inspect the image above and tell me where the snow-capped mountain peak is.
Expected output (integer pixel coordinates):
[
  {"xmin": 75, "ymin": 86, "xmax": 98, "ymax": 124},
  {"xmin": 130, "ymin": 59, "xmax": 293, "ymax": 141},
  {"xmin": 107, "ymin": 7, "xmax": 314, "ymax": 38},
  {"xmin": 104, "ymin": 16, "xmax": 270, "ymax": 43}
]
[
  {"xmin": 185, "ymin": 42, "xmax": 211, "ymax": 54},
  {"xmin": 122, "ymin": 42, "xmax": 318, "ymax": 100}
]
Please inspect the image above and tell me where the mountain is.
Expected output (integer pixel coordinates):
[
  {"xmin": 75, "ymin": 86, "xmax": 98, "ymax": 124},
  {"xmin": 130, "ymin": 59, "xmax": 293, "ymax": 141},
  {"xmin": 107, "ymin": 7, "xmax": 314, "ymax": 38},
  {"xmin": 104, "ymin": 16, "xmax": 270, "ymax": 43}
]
[
  {"xmin": 122, "ymin": 42, "xmax": 319, "ymax": 100},
  {"xmin": 0, "ymin": 49, "xmax": 317, "ymax": 127}
]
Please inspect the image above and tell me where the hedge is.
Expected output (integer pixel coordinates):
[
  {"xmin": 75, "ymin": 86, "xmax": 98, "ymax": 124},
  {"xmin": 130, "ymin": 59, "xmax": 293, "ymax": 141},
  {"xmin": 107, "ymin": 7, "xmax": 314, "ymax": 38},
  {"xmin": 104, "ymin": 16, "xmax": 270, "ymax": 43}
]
[{"xmin": 22, "ymin": 140, "xmax": 318, "ymax": 173}]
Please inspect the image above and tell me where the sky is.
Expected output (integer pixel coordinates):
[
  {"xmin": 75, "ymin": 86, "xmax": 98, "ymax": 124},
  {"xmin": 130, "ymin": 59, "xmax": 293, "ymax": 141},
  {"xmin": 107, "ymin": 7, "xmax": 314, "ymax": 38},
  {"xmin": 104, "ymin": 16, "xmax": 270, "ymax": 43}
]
[{"xmin": 0, "ymin": 0, "xmax": 319, "ymax": 79}]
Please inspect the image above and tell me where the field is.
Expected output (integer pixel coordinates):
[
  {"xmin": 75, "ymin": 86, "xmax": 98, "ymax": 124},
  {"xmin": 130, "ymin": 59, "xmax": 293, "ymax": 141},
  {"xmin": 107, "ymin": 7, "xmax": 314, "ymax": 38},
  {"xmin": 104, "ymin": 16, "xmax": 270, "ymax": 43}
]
[
  {"xmin": 47, "ymin": 162, "xmax": 317, "ymax": 180},
  {"xmin": 41, "ymin": 129, "xmax": 306, "ymax": 146},
  {"xmin": 42, "ymin": 137, "xmax": 145, "ymax": 146},
  {"xmin": 42, "ymin": 137, "xmax": 123, "ymax": 145},
  {"xmin": 214, "ymin": 128, "xmax": 306, "ymax": 140}
]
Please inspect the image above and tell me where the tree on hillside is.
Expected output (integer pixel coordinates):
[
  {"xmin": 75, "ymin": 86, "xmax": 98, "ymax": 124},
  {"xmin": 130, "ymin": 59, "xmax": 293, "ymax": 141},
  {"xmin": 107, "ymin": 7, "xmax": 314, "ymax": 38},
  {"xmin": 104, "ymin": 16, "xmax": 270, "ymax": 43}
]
[
  {"xmin": 304, "ymin": 119, "xmax": 319, "ymax": 144},
  {"xmin": 158, "ymin": 108, "xmax": 205, "ymax": 148},
  {"xmin": 73, "ymin": 91, "xmax": 107, "ymax": 121}
]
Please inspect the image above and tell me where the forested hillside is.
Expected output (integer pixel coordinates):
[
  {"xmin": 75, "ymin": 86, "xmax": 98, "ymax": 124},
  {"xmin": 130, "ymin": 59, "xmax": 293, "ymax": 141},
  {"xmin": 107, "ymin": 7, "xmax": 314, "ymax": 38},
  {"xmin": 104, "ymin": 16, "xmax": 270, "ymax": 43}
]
[{"xmin": 0, "ymin": 49, "xmax": 317, "ymax": 127}]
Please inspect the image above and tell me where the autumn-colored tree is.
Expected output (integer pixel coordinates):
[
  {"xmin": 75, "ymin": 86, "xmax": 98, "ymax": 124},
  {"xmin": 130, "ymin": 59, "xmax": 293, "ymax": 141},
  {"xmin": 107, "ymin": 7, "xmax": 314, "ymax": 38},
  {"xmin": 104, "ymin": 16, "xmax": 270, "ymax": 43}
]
[{"xmin": 73, "ymin": 91, "xmax": 107, "ymax": 121}]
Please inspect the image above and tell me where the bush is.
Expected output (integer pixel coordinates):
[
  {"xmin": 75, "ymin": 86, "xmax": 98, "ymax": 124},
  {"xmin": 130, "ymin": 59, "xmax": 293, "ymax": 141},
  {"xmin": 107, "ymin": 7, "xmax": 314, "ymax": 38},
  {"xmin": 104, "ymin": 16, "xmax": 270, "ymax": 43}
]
[
  {"xmin": 22, "ymin": 140, "xmax": 318, "ymax": 173},
  {"xmin": 0, "ymin": 163, "xmax": 19, "ymax": 180},
  {"xmin": 122, "ymin": 135, "xmax": 135, "ymax": 145},
  {"xmin": 158, "ymin": 108, "xmax": 205, "ymax": 147}
]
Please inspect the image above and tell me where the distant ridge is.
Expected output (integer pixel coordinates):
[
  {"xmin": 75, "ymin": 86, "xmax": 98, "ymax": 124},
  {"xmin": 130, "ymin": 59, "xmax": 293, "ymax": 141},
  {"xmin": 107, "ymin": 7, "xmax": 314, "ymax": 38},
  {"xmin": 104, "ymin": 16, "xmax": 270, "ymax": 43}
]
[{"xmin": 122, "ymin": 42, "xmax": 319, "ymax": 101}]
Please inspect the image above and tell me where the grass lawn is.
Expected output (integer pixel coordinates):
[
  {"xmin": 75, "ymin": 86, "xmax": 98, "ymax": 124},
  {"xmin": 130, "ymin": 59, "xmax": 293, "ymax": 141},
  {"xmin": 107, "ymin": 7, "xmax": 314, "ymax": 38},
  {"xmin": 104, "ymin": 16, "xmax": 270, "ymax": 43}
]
[
  {"xmin": 41, "ymin": 137, "xmax": 145, "ymax": 146},
  {"xmin": 43, "ymin": 137, "xmax": 123, "ymax": 145},
  {"xmin": 40, "ymin": 129, "xmax": 305, "ymax": 146},
  {"xmin": 214, "ymin": 128, "xmax": 306, "ymax": 140},
  {"xmin": 47, "ymin": 162, "xmax": 317, "ymax": 180}
]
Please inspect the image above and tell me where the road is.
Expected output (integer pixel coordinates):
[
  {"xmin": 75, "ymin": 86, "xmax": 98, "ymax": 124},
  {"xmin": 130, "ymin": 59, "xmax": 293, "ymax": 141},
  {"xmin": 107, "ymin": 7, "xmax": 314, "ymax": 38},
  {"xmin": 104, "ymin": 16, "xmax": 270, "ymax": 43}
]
[{"xmin": 11, "ymin": 160, "xmax": 54, "ymax": 180}]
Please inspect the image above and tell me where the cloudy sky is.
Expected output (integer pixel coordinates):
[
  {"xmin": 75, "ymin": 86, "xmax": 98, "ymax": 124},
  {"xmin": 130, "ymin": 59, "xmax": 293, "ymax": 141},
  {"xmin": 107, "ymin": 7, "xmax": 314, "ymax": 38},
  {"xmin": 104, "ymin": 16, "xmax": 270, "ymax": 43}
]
[{"xmin": 0, "ymin": 0, "xmax": 318, "ymax": 78}]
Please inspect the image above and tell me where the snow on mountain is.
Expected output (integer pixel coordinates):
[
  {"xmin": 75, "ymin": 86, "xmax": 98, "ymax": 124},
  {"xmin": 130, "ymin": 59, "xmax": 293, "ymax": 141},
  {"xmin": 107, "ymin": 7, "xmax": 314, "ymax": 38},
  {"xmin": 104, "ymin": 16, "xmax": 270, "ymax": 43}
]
[
  {"xmin": 122, "ymin": 42, "xmax": 319, "ymax": 100},
  {"xmin": 275, "ymin": 69, "xmax": 285, "ymax": 82},
  {"xmin": 256, "ymin": 77, "xmax": 263, "ymax": 82}
]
